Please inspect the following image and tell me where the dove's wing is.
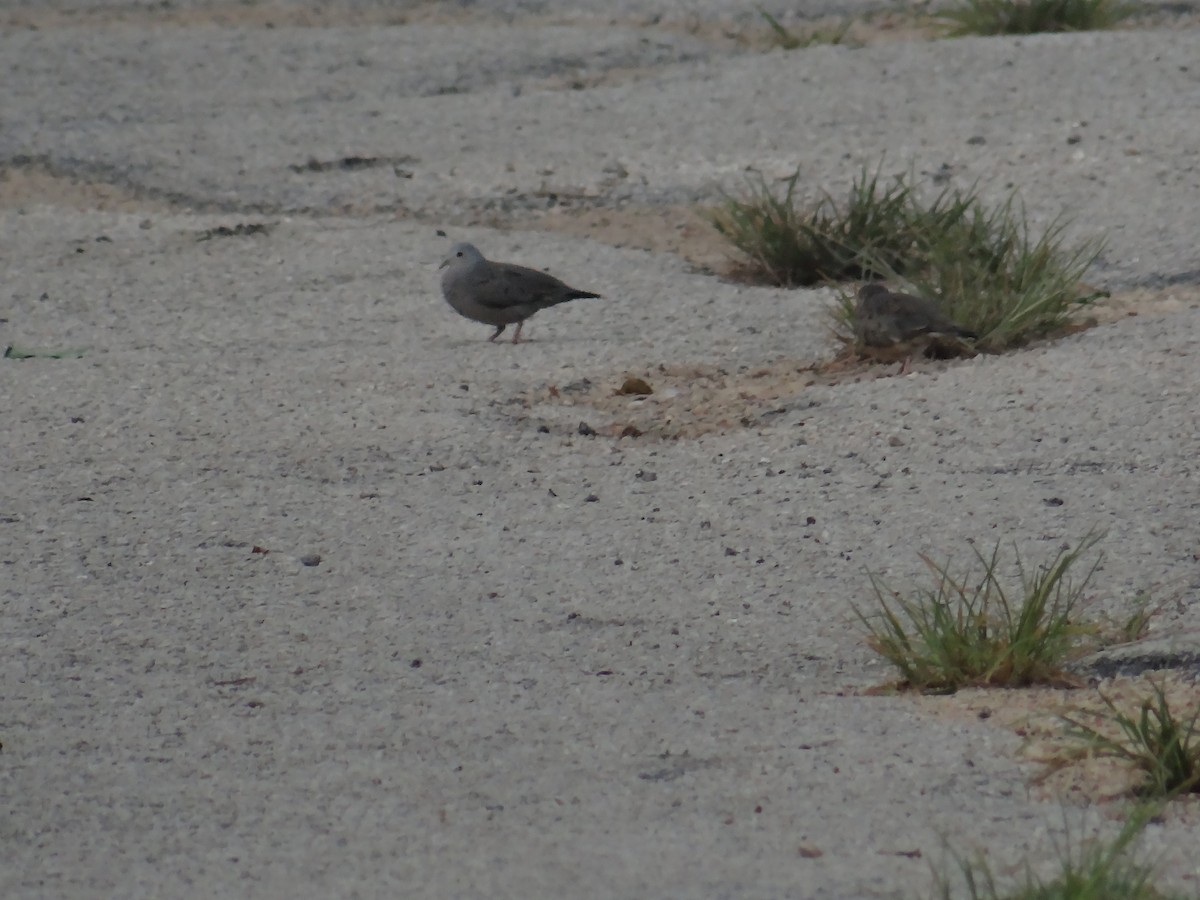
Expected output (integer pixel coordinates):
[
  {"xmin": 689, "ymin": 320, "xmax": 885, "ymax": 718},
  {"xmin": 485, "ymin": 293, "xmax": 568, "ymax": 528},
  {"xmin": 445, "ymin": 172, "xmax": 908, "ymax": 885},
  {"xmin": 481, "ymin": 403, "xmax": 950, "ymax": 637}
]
[
  {"xmin": 884, "ymin": 293, "xmax": 975, "ymax": 340},
  {"xmin": 481, "ymin": 262, "xmax": 599, "ymax": 309}
]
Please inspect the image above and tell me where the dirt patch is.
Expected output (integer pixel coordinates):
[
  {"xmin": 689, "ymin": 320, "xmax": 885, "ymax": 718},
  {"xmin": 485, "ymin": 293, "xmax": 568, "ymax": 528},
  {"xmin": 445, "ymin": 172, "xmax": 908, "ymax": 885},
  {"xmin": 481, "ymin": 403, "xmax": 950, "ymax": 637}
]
[
  {"xmin": 523, "ymin": 354, "xmax": 933, "ymax": 439},
  {"xmin": 513, "ymin": 205, "xmax": 731, "ymax": 273},
  {"xmin": 906, "ymin": 673, "xmax": 1200, "ymax": 810},
  {"xmin": 1087, "ymin": 284, "xmax": 1200, "ymax": 326},
  {"xmin": 0, "ymin": 160, "xmax": 176, "ymax": 214}
]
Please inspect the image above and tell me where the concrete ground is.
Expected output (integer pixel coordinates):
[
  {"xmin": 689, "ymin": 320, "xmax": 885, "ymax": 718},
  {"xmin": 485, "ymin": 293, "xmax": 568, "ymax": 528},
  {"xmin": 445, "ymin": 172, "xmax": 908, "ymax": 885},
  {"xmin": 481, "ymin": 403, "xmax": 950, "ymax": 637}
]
[{"xmin": 2, "ymin": 2, "xmax": 1199, "ymax": 898}]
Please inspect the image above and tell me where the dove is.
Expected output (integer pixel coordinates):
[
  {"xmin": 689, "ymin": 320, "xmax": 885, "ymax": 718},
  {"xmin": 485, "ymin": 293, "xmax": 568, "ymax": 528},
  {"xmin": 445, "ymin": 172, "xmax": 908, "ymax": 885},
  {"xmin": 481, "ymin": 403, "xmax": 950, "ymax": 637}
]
[
  {"xmin": 855, "ymin": 283, "xmax": 976, "ymax": 371},
  {"xmin": 439, "ymin": 242, "xmax": 601, "ymax": 343}
]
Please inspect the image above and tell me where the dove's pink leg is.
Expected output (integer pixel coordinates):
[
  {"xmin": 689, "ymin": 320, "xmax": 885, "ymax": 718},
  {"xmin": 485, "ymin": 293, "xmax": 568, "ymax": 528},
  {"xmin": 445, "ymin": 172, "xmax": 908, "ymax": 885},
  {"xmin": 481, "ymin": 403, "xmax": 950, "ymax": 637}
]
[{"xmin": 511, "ymin": 322, "xmax": 524, "ymax": 344}]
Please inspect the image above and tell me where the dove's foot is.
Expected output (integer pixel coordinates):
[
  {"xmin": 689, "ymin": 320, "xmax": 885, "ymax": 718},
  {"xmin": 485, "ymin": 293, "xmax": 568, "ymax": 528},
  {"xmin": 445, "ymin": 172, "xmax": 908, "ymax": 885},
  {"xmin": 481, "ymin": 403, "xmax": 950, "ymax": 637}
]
[
  {"xmin": 511, "ymin": 322, "xmax": 524, "ymax": 344},
  {"xmin": 488, "ymin": 325, "xmax": 506, "ymax": 342}
]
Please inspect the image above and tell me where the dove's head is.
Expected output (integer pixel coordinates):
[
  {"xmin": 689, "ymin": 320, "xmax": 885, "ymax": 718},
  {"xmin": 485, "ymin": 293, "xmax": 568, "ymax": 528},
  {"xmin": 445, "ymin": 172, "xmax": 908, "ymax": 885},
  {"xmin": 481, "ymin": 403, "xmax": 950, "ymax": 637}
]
[{"xmin": 440, "ymin": 242, "xmax": 485, "ymax": 270}]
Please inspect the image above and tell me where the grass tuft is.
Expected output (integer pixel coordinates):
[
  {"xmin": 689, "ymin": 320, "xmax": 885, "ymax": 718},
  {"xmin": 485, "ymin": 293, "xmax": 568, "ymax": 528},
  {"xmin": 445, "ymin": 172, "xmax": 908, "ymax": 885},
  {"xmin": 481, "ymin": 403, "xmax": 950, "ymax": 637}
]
[
  {"xmin": 939, "ymin": 0, "xmax": 1141, "ymax": 36},
  {"xmin": 854, "ymin": 530, "xmax": 1104, "ymax": 692},
  {"xmin": 892, "ymin": 203, "xmax": 1106, "ymax": 351},
  {"xmin": 709, "ymin": 164, "xmax": 1103, "ymax": 352},
  {"xmin": 709, "ymin": 165, "xmax": 919, "ymax": 287},
  {"xmin": 756, "ymin": 7, "xmax": 855, "ymax": 48},
  {"xmin": 1093, "ymin": 590, "xmax": 1160, "ymax": 648},
  {"xmin": 1061, "ymin": 679, "xmax": 1200, "ymax": 799},
  {"xmin": 932, "ymin": 806, "xmax": 1185, "ymax": 899}
]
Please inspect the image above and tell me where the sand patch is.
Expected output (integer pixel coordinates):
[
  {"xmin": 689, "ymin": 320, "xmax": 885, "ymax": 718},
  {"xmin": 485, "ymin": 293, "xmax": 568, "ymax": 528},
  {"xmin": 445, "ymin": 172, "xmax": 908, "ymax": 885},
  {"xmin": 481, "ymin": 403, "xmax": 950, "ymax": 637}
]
[
  {"xmin": 522, "ymin": 354, "xmax": 958, "ymax": 439},
  {"xmin": 906, "ymin": 672, "xmax": 1200, "ymax": 810},
  {"xmin": 0, "ymin": 159, "xmax": 178, "ymax": 213}
]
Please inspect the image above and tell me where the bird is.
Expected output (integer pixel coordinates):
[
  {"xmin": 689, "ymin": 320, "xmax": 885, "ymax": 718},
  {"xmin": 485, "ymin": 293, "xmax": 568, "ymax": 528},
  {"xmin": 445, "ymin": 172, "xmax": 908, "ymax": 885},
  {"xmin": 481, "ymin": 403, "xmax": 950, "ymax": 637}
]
[
  {"xmin": 854, "ymin": 283, "xmax": 976, "ymax": 371},
  {"xmin": 438, "ymin": 242, "xmax": 602, "ymax": 343}
]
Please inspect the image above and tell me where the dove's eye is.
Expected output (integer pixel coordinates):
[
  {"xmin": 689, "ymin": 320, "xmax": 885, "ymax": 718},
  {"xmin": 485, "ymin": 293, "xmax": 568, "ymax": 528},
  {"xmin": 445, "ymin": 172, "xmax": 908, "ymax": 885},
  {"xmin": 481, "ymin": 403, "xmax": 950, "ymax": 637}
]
[{"xmin": 456, "ymin": 251, "xmax": 463, "ymax": 257}]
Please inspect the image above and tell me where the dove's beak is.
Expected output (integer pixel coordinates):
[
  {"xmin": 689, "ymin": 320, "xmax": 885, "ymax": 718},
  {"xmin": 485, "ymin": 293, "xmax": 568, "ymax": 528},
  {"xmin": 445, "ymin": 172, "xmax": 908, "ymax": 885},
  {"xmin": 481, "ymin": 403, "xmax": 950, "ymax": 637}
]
[{"xmin": 438, "ymin": 259, "xmax": 449, "ymax": 270}]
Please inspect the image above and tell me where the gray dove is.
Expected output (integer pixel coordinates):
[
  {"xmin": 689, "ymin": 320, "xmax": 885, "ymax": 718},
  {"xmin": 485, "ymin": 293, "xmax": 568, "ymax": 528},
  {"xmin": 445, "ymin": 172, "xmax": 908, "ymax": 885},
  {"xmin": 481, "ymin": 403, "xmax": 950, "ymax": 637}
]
[
  {"xmin": 439, "ymin": 242, "xmax": 601, "ymax": 343},
  {"xmin": 855, "ymin": 283, "xmax": 976, "ymax": 367}
]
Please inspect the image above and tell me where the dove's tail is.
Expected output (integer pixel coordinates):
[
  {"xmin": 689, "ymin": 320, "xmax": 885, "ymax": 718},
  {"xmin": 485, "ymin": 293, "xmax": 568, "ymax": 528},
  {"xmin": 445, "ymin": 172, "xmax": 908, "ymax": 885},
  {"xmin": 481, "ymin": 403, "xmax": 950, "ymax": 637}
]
[{"xmin": 550, "ymin": 289, "xmax": 601, "ymax": 306}]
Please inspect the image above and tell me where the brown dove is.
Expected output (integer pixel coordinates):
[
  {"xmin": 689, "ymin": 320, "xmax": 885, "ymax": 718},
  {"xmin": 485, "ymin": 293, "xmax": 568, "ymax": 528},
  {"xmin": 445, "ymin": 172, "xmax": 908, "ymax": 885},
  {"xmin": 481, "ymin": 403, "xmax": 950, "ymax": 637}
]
[{"xmin": 855, "ymin": 283, "xmax": 976, "ymax": 370}]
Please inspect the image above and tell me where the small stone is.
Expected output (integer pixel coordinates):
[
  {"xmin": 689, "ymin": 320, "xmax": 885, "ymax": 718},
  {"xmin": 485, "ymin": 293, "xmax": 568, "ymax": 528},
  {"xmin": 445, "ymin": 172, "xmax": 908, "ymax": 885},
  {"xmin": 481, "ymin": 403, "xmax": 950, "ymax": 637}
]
[{"xmin": 618, "ymin": 376, "xmax": 653, "ymax": 396}]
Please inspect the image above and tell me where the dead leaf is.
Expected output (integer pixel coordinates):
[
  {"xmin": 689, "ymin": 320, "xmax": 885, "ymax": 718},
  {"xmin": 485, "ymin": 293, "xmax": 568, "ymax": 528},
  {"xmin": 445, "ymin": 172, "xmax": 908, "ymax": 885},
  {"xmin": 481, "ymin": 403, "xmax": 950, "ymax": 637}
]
[{"xmin": 617, "ymin": 376, "xmax": 653, "ymax": 396}]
